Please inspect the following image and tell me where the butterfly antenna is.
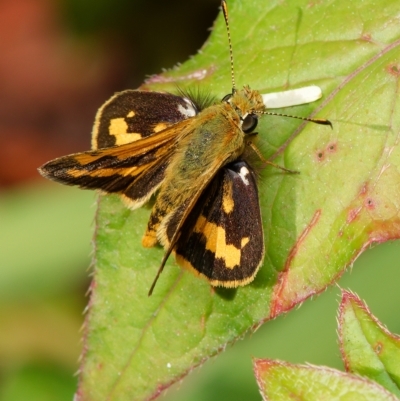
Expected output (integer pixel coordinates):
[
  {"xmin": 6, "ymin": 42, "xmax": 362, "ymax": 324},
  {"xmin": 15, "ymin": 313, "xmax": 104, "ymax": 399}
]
[
  {"xmin": 256, "ymin": 110, "xmax": 332, "ymax": 127},
  {"xmin": 222, "ymin": 0, "xmax": 236, "ymax": 93}
]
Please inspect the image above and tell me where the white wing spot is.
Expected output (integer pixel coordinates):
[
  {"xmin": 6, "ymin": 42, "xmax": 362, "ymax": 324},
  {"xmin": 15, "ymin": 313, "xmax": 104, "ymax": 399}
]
[
  {"xmin": 178, "ymin": 99, "xmax": 197, "ymax": 118},
  {"xmin": 239, "ymin": 166, "xmax": 250, "ymax": 185}
]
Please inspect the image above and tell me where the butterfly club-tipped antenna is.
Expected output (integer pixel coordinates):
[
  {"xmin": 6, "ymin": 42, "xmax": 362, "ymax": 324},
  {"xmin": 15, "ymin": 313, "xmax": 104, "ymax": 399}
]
[
  {"xmin": 222, "ymin": 1, "xmax": 332, "ymax": 128},
  {"xmin": 255, "ymin": 109, "xmax": 333, "ymax": 128},
  {"xmin": 222, "ymin": 0, "xmax": 236, "ymax": 94}
]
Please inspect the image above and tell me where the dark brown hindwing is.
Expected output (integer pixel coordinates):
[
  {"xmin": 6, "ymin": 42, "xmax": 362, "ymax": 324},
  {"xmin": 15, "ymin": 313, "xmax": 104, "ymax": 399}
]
[{"xmin": 175, "ymin": 160, "xmax": 264, "ymax": 286}]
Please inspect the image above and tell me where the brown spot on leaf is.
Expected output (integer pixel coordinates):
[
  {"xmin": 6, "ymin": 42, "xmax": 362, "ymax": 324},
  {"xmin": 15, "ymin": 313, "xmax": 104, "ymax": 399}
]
[
  {"xmin": 361, "ymin": 33, "xmax": 372, "ymax": 42},
  {"xmin": 315, "ymin": 143, "xmax": 337, "ymax": 162},
  {"xmin": 347, "ymin": 208, "xmax": 360, "ymax": 223},
  {"xmin": 200, "ymin": 315, "xmax": 206, "ymax": 332},
  {"xmin": 359, "ymin": 182, "xmax": 368, "ymax": 196},
  {"xmin": 387, "ymin": 63, "xmax": 400, "ymax": 77},
  {"xmin": 365, "ymin": 198, "xmax": 375, "ymax": 209},
  {"xmin": 374, "ymin": 342, "xmax": 383, "ymax": 354},
  {"xmin": 327, "ymin": 142, "xmax": 337, "ymax": 153},
  {"xmin": 316, "ymin": 150, "xmax": 324, "ymax": 161}
]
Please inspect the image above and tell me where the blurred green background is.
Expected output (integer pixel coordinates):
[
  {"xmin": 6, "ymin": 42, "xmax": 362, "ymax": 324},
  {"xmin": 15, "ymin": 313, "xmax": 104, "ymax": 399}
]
[{"xmin": 1, "ymin": 0, "xmax": 399, "ymax": 400}]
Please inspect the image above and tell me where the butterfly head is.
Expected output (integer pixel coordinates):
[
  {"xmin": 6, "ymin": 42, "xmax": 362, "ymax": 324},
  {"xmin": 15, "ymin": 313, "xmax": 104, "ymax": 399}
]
[{"xmin": 222, "ymin": 85, "xmax": 265, "ymax": 133}]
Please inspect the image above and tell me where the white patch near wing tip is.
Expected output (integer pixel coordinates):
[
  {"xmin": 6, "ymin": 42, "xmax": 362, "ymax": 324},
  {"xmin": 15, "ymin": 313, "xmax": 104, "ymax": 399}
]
[
  {"xmin": 178, "ymin": 99, "xmax": 197, "ymax": 118},
  {"xmin": 239, "ymin": 166, "xmax": 250, "ymax": 185}
]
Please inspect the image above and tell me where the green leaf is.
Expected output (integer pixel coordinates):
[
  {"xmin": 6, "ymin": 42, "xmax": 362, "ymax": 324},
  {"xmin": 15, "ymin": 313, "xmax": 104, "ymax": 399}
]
[
  {"xmin": 253, "ymin": 359, "xmax": 399, "ymax": 401},
  {"xmin": 78, "ymin": 0, "xmax": 400, "ymax": 399},
  {"xmin": 339, "ymin": 290, "xmax": 400, "ymax": 397}
]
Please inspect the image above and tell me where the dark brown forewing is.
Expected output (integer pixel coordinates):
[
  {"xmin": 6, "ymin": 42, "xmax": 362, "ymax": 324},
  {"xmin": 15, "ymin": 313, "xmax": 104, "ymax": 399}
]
[
  {"xmin": 39, "ymin": 119, "xmax": 192, "ymax": 208},
  {"xmin": 174, "ymin": 160, "xmax": 264, "ymax": 287},
  {"xmin": 93, "ymin": 90, "xmax": 197, "ymax": 149}
]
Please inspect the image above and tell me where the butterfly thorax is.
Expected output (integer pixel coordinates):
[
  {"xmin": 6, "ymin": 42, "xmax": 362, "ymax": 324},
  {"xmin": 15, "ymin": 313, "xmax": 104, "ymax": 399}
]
[{"xmin": 142, "ymin": 90, "xmax": 261, "ymax": 249}]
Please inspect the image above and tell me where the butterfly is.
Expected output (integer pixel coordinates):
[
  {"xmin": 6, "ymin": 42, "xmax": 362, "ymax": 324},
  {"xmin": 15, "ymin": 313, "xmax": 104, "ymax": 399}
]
[{"xmin": 38, "ymin": 1, "xmax": 330, "ymax": 295}]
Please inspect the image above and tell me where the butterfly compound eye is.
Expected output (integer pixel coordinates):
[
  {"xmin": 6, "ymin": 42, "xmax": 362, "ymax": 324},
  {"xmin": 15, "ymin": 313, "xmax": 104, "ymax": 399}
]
[
  {"xmin": 222, "ymin": 93, "xmax": 232, "ymax": 102},
  {"xmin": 242, "ymin": 114, "xmax": 258, "ymax": 133}
]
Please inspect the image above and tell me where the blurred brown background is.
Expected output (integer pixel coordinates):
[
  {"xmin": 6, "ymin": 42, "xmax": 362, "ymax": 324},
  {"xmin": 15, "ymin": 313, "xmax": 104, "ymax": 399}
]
[{"xmin": 0, "ymin": 0, "xmax": 219, "ymax": 187}]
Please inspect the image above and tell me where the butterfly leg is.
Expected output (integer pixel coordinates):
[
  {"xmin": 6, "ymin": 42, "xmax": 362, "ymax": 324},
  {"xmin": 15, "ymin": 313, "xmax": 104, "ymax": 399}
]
[{"xmin": 247, "ymin": 141, "xmax": 299, "ymax": 174}]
